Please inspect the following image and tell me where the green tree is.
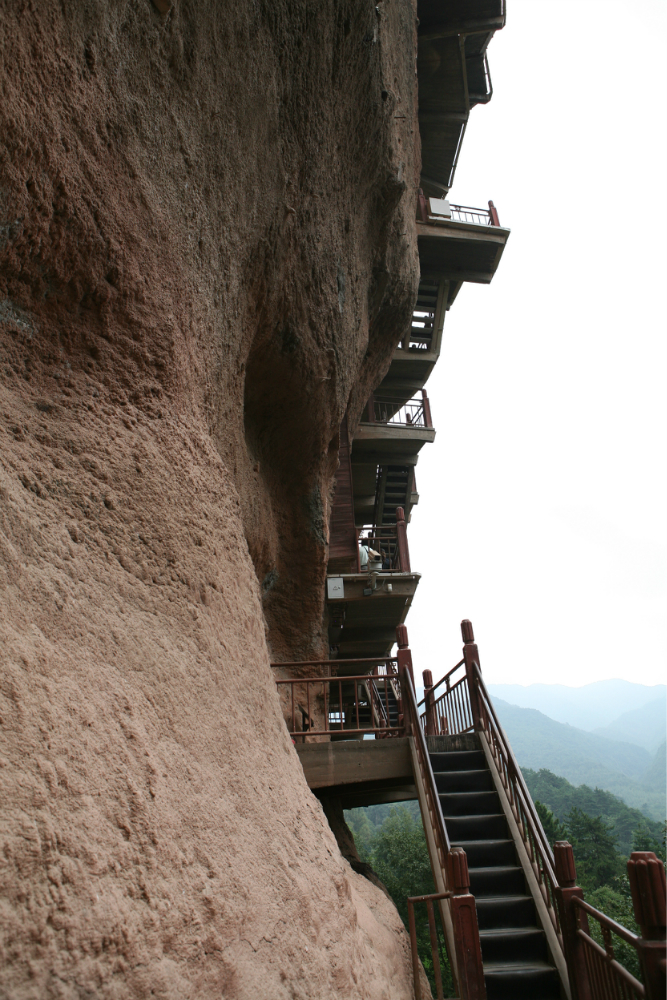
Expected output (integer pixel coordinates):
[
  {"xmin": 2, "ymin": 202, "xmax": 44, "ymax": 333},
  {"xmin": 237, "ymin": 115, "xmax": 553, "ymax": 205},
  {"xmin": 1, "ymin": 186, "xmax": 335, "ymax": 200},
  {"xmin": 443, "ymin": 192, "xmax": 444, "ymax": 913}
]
[
  {"xmin": 631, "ymin": 819, "xmax": 666, "ymax": 861},
  {"xmin": 565, "ymin": 807, "xmax": 624, "ymax": 891},
  {"xmin": 535, "ymin": 800, "xmax": 567, "ymax": 847},
  {"xmin": 351, "ymin": 805, "xmax": 453, "ymax": 995}
]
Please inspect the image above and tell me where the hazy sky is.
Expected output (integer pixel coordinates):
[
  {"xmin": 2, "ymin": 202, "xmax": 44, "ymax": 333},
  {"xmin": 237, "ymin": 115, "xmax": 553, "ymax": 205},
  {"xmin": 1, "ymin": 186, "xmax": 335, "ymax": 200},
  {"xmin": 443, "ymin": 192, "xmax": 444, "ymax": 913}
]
[{"xmin": 408, "ymin": 0, "xmax": 667, "ymax": 687}]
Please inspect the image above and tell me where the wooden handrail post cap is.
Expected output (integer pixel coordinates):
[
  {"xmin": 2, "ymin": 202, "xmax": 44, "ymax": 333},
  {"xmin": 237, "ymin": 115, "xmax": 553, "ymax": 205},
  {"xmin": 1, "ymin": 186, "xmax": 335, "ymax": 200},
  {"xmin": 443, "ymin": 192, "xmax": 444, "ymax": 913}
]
[
  {"xmin": 554, "ymin": 841, "xmax": 577, "ymax": 888},
  {"xmin": 396, "ymin": 624, "xmax": 409, "ymax": 649},
  {"xmin": 449, "ymin": 847, "xmax": 471, "ymax": 894},
  {"xmin": 461, "ymin": 619, "xmax": 475, "ymax": 644}
]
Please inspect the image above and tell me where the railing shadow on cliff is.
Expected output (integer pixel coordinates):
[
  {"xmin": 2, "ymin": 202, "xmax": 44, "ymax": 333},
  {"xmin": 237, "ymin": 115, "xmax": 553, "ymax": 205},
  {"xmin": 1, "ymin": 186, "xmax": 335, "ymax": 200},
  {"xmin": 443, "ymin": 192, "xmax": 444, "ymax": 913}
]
[{"xmin": 419, "ymin": 619, "xmax": 667, "ymax": 1000}]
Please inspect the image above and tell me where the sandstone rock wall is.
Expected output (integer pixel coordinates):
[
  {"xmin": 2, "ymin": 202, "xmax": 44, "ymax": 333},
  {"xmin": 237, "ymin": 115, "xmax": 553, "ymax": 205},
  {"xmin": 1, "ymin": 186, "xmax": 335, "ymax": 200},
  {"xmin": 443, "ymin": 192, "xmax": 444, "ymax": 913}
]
[{"xmin": 0, "ymin": 1, "xmax": 422, "ymax": 997}]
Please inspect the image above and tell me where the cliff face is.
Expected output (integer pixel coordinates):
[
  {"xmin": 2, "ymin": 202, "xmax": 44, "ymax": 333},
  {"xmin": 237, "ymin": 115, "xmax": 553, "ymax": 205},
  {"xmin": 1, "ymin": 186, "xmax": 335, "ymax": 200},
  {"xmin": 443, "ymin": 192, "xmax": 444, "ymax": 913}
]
[{"xmin": 0, "ymin": 1, "xmax": 420, "ymax": 997}]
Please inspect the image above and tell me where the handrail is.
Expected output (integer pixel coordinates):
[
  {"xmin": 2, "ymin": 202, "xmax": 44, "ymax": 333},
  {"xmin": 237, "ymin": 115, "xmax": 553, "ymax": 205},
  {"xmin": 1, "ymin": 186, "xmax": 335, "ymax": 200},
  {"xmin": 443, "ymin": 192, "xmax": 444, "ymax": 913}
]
[
  {"xmin": 402, "ymin": 664, "xmax": 487, "ymax": 1000},
  {"xmin": 554, "ymin": 842, "xmax": 665, "ymax": 1000},
  {"xmin": 419, "ymin": 621, "xmax": 666, "ymax": 1000},
  {"xmin": 275, "ymin": 671, "xmax": 404, "ymax": 740},
  {"xmin": 404, "ymin": 669, "xmax": 452, "ymax": 866},
  {"xmin": 473, "ymin": 662, "xmax": 563, "ymax": 944}
]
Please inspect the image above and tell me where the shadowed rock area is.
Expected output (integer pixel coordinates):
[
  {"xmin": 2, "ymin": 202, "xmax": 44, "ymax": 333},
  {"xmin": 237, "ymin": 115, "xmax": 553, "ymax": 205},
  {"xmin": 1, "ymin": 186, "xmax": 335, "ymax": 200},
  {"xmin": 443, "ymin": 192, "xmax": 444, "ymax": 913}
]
[{"xmin": 0, "ymin": 1, "xmax": 423, "ymax": 997}]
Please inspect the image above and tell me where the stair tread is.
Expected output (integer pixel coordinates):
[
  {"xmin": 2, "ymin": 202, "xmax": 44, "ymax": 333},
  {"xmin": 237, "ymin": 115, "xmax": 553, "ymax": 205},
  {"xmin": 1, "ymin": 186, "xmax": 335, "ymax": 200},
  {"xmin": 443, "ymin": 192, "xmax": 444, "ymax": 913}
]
[
  {"xmin": 479, "ymin": 926, "xmax": 545, "ymax": 938},
  {"xmin": 476, "ymin": 894, "xmax": 533, "ymax": 904},
  {"xmin": 483, "ymin": 959, "xmax": 557, "ymax": 972},
  {"xmin": 452, "ymin": 839, "xmax": 513, "ymax": 846},
  {"xmin": 443, "ymin": 812, "xmax": 505, "ymax": 821}
]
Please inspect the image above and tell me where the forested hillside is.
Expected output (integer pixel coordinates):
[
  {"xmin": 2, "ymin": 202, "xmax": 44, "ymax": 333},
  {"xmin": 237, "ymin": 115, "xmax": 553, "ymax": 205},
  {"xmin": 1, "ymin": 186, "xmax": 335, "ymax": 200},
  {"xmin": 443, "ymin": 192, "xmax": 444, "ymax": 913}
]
[
  {"xmin": 522, "ymin": 768, "xmax": 665, "ymax": 854},
  {"xmin": 493, "ymin": 698, "xmax": 665, "ymax": 819}
]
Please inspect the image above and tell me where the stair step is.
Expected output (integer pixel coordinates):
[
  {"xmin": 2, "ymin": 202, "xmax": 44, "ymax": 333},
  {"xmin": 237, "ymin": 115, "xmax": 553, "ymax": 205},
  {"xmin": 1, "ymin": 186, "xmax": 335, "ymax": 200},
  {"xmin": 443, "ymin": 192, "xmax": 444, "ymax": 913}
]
[
  {"xmin": 468, "ymin": 866, "xmax": 526, "ymax": 897},
  {"xmin": 476, "ymin": 895, "xmax": 536, "ymax": 930},
  {"xmin": 439, "ymin": 790, "xmax": 500, "ymax": 816},
  {"xmin": 444, "ymin": 813, "xmax": 508, "ymax": 841},
  {"xmin": 453, "ymin": 839, "xmax": 516, "ymax": 867},
  {"xmin": 435, "ymin": 768, "xmax": 494, "ymax": 792},
  {"xmin": 483, "ymin": 960, "xmax": 561, "ymax": 1000},
  {"xmin": 479, "ymin": 926, "xmax": 548, "ymax": 964},
  {"xmin": 430, "ymin": 750, "xmax": 486, "ymax": 771}
]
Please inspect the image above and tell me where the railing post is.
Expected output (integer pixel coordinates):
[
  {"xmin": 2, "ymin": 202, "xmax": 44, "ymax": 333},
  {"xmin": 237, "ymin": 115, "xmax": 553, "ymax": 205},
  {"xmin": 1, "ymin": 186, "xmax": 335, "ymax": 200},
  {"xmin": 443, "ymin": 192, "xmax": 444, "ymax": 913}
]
[
  {"xmin": 448, "ymin": 848, "xmax": 487, "ymax": 1000},
  {"xmin": 627, "ymin": 851, "xmax": 667, "ymax": 1000},
  {"xmin": 396, "ymin": 506, "xmax": 411, "ymax": 572},
  {"xmin": 366, "ymin": 391, "xmax": 375, "ymax": 423},
  {"xmin": 461, "ymin": 619, "xmax": 482, "ymax": 730},
  {"xmin": 423, "ymin": 669, "xmax": 437, "ymax": 737},
  {"xmin": 553, "ymin": 841, "xmax": 592, "ymax": 1000},
  {"xmin": 488, "ymin": 200, "xmax": 500, "ymax": 226},
  {"xmin": 421, "ymin": 389, "xmax": 433, "ymax": 429},
  {"xmin": 396, "ymin": 624, "xmax": 414, "ymax": 735}
]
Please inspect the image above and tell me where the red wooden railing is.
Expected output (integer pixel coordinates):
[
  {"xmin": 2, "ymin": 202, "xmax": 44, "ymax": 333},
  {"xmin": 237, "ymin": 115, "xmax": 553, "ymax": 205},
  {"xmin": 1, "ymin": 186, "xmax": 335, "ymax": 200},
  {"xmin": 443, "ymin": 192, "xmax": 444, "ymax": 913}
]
[
  {"xmin": 554, "ymin": 842, "xmax": 666, "ymax": 1000},
  {"xmin": 398, "ymin": 627, "xmax": 486, "ymax": 999},
  {"xmin": 273, "ymin": 656, "xmax": 403, "ymax": 740},
  {"xmin": 420, "ymin": 620, "xmax": 667, "ymax": 1000}
]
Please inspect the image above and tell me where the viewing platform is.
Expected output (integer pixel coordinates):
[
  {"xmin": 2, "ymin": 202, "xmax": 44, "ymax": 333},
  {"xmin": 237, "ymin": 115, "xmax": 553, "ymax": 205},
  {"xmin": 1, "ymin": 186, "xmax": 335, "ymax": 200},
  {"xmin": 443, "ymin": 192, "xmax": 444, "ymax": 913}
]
[{"xmin": 417, "ymin": 198, "xmax": 510, "ymax": 285}]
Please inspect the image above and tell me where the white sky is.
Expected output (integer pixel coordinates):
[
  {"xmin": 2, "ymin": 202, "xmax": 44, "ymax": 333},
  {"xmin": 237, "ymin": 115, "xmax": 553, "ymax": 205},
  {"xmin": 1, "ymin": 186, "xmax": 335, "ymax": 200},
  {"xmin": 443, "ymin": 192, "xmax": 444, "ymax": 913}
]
[{"xmin": 408, "ymin": 0, "xmax": 667, "ymax": 687}]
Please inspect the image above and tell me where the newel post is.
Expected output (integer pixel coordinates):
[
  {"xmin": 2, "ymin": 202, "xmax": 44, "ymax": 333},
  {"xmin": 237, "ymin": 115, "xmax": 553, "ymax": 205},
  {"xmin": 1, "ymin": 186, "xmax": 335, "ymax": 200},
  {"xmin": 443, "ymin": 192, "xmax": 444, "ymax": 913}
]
[
  {"xmin": 396, "ymin": 506, "xmax": 411, "ymax": 572},
  {"xmin": 396, "ymin": 624, "xmax": 414, "ymax": 735},
  {"xmin": 461, "ymin": 619, "xmax": 482, "ymax": 730},
  {"xmin": 553, "ymin": 841, "xmax": 592, "ymax": 1000},
  {"xmin": 627, "ymin": 851, "xmax": 666, "ymax": 1000},
  {"xmin": 421, "ymin": 389, "xmax": 433, "ymax": 429},
  {"xmin": 423, "ymin": 669, "xmax": 436, "ymax": 737},
  {"xmin": 488, "ymin": 200, "xmax": 500, "ymax": 227},
  {"xmin": 448, "ymin": 847, "xmax": 487, "ymax": 1000},
  {"xmin": 366, "ymin": 391, "xmax": 375, "ymax": 423}
]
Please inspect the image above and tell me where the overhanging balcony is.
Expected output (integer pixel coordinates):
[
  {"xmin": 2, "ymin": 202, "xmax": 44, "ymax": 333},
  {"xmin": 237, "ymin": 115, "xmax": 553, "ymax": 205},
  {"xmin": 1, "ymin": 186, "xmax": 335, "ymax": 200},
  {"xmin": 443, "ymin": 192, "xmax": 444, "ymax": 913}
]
[
  {"xmin": 417, "ymin": 197, "xmax": 510, "ymax": 285},
  {"xmin": 353, "ymin": 391, "xmax": 435, "ymax": 462}
]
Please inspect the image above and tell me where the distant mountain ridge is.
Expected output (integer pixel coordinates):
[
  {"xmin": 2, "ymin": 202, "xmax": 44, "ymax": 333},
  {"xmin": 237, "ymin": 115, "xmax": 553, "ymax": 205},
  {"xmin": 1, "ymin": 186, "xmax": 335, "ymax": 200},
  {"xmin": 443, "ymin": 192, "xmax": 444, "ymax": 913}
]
[
  {"xmin": 593, "ymin": 698, "xmax": 666, "ymax": 754},
  {"xmin": 487, "ymin": 679, "xmax": 666, "ymax": 733},
  {"xmin": 492, "ymin": 698, "xmax": 665, "ymax": 821}
]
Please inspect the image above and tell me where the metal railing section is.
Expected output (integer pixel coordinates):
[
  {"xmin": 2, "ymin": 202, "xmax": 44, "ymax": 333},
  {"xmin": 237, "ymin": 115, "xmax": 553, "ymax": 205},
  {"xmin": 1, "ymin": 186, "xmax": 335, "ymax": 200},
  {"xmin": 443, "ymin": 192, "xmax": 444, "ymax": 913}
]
[
  {"xmin": 365, "ymin": 390, "xmax": 433, "ymax": 430},
  {"xmin": 372, "ymin": 397, "xmax": 427, "ymax": 428},
  {"xmin": 421, "ymin": 658, "xmax": 472, "ymax": 735}
]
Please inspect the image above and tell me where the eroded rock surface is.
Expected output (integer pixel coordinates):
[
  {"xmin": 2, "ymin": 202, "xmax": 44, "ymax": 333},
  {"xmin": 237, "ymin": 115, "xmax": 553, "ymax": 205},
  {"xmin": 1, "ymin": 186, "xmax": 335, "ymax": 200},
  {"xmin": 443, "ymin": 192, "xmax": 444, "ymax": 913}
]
[{"xmin": 0, "ymin": 1, "xmax": 420, "ymax": 996}]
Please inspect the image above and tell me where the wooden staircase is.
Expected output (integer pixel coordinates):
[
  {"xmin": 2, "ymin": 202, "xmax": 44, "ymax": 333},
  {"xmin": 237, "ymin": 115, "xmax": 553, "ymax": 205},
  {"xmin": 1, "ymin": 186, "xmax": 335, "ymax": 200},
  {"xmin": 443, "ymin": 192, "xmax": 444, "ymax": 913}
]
[{"xmin": 431, "ymin": 736, "xmax": 561, "ymax": 999}]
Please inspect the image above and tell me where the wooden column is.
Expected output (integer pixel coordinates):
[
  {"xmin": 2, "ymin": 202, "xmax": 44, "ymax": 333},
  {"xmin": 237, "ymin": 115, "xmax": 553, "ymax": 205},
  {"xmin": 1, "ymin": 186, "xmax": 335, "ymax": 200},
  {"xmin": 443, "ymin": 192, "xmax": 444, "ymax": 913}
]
[
  {"xmin": 449, "ymin": 847, "xmax": 487, "ymax": 1000},
  {"xmin": 627, "ymin": 851, "xmax": 667, "ymax": 1000},
  {"xmin": 421, "ymin": 389, "xmax": 433, "ymax": 429},
  {"xmin": 553, "ymin": 841, "xmax": 591, "ymax": 1000},
  {"xmin": 461, "ymin": 619, "xmax": 482, "ymax": 730},
  {"xmin": 396, "ymin": 624, "xmax": 414, "ymax": 735},
  {"xmin": 396, "ymin": 506, "xmax": 411, "ymax": 572},
  {"xmin": 423, "ymin": 669, "xmax": 436, "ymax": 737},
  {"xmin": 488, "ymin": 200, "xmax": 500, "ymax": 227}
]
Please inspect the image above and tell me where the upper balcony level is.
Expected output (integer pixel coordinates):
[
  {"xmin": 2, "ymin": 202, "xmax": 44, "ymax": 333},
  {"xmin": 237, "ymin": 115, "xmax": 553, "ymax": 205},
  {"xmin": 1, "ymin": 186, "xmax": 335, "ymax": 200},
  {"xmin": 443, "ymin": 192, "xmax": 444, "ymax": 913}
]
[
  {"xmin": 353, "ymin": 391, "xmax": 436, "ymax": 461},
  {"xmin": 417, "ymin": 197, "xmax": 510, "ymax": 286},
  {"xmin": 375, "ymin": 200, "xmax": 509, "ymax": 410},
  {"xmin": 417, "ymin": 1, "xmax": 506, "ymax": 196}
]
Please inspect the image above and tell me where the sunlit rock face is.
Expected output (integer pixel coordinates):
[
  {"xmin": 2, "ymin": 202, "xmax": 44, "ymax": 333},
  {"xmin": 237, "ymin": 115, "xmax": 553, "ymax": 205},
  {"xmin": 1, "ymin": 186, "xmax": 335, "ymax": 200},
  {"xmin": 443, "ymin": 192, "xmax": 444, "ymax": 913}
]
[{"xmin": 0, "ymin": 1, "xmax": 421, "ymax": 997}]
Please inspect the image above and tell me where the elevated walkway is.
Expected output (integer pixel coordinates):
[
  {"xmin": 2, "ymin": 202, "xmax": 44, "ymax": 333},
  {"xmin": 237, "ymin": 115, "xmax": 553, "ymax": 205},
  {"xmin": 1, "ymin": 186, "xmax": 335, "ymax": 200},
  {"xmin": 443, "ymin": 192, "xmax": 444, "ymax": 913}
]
[{"xmin": 274, "ymin": 622, "xmax": 666, "ymax": 1000}]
